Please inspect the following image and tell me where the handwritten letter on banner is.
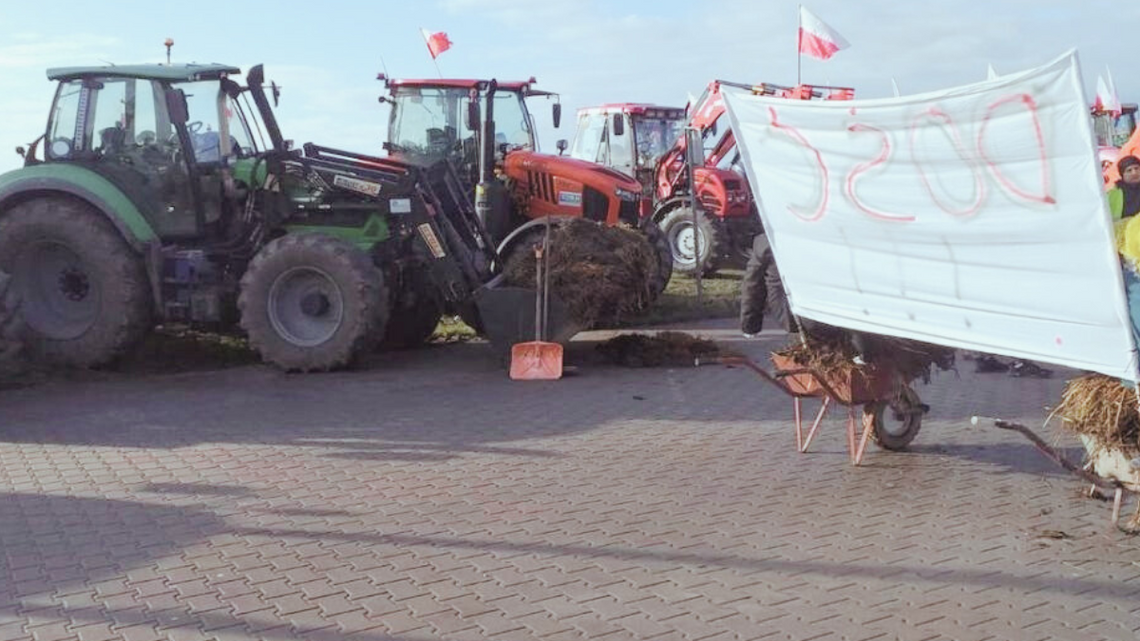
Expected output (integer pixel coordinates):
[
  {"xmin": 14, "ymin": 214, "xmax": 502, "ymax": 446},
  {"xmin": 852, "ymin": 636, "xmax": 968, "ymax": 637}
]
[{"xmin": 722, "ymin": 52, "xmax": 1139, "ymax": 380}]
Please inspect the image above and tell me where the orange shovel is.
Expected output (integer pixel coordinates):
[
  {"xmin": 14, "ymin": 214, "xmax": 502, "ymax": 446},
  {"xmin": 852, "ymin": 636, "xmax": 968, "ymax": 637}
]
[{"xmin": 509, "ymin": 222, "xmax": 563, "ymax": 380}]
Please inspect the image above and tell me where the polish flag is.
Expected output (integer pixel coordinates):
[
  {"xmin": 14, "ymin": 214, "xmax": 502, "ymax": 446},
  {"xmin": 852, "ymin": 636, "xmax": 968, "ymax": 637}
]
[
  {"xmin": 798, "ymin": 7, "xmax": 849, "ymax": 60},
  {"xmin": 1095, "ymin": 73, "xmax": 1121, "ymax": 116},
  {"xmin": 421, "ymin": 29, "xmax": 452, "ymax": 60}
]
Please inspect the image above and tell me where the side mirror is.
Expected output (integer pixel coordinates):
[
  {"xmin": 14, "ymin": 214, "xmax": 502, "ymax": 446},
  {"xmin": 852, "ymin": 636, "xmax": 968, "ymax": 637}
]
[
  {"xmin": 612, "ymin": 113, "xmax": 624, "ymax": 137},
  {"xmin": 270, "ymin": 81, "xmax": 281, "ymax": 107},
  {"xmin": 553, "ymin": 103, "xmax": 562, "ymax": 129},
  {"xmin": 684, "ymin": 127, "xmax": 703, "ymax": 167},
  {"xmin": 556, "ymin": 139, "xmax": 568, "ymax": 155},
  {"xmin": 164, "ymin": 88, "xmax": 189, "ymax": 124},
  {"xmin": 466, "ymin": 100, "xmax": 479, "ymax": 131},
  {"xmin": 709, "ymin": 120, "xmax": 718, "ymax": 137},
  {"xmin": 15, "ymin": 146, "xmax": 25, "ymax": 158}
]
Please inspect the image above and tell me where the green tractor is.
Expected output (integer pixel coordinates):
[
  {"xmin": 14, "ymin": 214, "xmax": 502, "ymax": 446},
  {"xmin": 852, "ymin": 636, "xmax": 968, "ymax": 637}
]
[{"xmin": 0, "ymin": 63, "xmax": 563, "ymax": 371}]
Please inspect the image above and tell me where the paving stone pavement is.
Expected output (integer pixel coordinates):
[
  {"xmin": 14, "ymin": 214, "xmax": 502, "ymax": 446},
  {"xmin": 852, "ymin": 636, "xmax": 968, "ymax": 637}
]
[{"xmin": 1, "ymin": 321, "xmax": 1139, "ymax": 641}]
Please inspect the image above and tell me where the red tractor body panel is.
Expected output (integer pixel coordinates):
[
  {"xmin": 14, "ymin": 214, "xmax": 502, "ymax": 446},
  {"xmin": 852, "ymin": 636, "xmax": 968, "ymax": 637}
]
[{"xmin": 503, "ymin": 151, "xmax": 644, "ymax": 226}]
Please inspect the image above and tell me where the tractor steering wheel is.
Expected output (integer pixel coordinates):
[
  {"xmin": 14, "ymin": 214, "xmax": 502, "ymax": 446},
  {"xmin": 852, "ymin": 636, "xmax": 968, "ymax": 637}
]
[{"xmin": 187, "ymin": 121, "xmax": 204, "ymax": 134}]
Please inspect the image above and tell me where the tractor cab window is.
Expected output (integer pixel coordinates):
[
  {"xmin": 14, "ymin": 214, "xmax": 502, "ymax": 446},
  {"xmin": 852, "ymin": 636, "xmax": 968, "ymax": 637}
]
[
  {"xmin": 89, "ymin": 80, "xmax": 129, "ymax": 156},
  {"xmin": 570, "ymin": 112, "xmax": 606, "ymax": 164},
  {"xmin": 181, "ymin": 80, "xmax": 229, "ymax": 164},
  {"xmin": 388, "ymin": 87, "xmax": 465, "ymax": 159},
  {"xmin": 1092, "ymin": 110, "xmax": 1137, "ymax": 150},
  {"xmin": 599, "ymin": 114, "xmax": 633, "ymax": 176},
  {"xmin": 46, "ymin": 80, "xmax": 83, "ymax": 159},
  {"xmin": 492, "ymin": 91, "xmax": 533, "ymax": 151},
  {"xmin": 225, "ymin": 93, "xmax": 258, "ymax": 156},
  {"xmin": 632, "ymin": 116, "xmax": 682, "ymax": 169}
]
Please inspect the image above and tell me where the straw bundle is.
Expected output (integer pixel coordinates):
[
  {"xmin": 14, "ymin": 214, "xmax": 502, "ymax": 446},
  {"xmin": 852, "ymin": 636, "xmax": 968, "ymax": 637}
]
[
  {"xmin": 1055, "ymin": 374, "xmax": 1140, "ymax": 457},
  {"xmin": 502, "ymin": 220, "xmax": 658, "ymax": 328}
]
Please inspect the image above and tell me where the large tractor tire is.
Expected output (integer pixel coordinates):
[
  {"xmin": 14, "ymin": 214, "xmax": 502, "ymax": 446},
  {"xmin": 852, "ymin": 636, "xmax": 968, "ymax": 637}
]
[
  {"xmin": 642, "ymin": 220, "xmax": 673, "ymax": 298},
  {"xmin": 0, "ymin": 270, "xmax": 24, "ymax": 380},
  {"xmin": 0, "ymin": 197, "xmax": 151, "ymax": 367},
  {"xmin": 239, "ymin": 234, "xmax": 388, "ymax": 371},
  {"xmin": 381, "ymin": 271, "xmax": 443, "ymax": 350},
  {"xmin": 659, "ymin": 205, "xmax": 728, "ymax": 277}
]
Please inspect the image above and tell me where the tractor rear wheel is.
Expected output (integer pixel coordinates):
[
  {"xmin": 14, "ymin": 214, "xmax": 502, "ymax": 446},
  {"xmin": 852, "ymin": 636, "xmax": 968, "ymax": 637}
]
[
  {"xmin": 659, "ymin": 206, "xmax": 727, "ymax": 276},
  {"xmin": 0, "ymin": 197, "xmax": 151, "ymax": 367},
  {"xmin": 0, "ymin": 269, "xmax": 24, "ymax": 380},
  {"xmin": 239, "ymin": 234, "xmax": 388, "ymax": 371},
  {"xmin": 382, "ymin": 271, "xmax": 443, "ymax": 349},
  {"xmin": 643, "ymin": 220, "xmax": 673, "ymax": 298}
]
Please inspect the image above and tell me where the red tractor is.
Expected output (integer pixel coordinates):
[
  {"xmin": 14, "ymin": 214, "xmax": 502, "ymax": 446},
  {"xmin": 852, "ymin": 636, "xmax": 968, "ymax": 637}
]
[
  {"xmin": 573, "ymin": 81, "xmax": 853, "ymax": 275},
  {"xmin": 378, "ymin": 76, "xmax": 672, "ymax": 294}
]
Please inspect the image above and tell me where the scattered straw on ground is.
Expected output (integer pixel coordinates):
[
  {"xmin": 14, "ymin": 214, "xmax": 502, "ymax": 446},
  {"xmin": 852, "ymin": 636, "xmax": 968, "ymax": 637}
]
[
  {"xmin": 503, "ymin": 220, "xmax": 658, "ymax": 328},
  {"xmin": 1054, "ymin": 374, "xmax": 1140, "ymax": 457},
  {"xmin": 596, "ymin": 332, "xmax": 719, "ymax": 367}
]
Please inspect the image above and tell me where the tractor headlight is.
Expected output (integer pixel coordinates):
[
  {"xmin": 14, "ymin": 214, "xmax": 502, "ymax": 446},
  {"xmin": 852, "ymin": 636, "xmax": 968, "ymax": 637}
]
[{"xmin": 615, "ymin": 187, "xmax": 640, "ymax": 202}]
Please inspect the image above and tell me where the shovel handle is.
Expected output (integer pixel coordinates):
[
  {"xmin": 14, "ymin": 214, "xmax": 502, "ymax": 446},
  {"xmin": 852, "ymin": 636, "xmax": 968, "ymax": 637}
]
[{"xmin": 534, "ymin": 245, "xmax": 543, "ymax": 342}]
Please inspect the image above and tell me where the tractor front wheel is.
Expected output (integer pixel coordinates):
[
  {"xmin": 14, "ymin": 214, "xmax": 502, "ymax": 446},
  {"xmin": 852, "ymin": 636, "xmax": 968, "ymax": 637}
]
[
  {"xmin": 0, "ymin": 197, "xmax": 151, "ymax": 367},
  {"xmin": 659, "ymin": 206, "xmax": 726, "ymax": 276},
  {"xmin": 239, "ymin": 234, "xmax": 388, "ymax": 371}
]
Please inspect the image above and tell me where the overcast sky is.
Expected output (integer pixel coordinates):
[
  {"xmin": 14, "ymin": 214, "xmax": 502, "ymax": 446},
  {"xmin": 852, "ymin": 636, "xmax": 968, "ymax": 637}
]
[{"xmin": 0, "ymin": 0, "xmax": 1133, "ymax": 172}]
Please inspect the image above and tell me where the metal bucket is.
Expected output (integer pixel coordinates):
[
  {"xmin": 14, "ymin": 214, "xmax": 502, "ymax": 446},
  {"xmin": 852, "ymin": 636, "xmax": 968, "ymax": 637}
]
[{"xmin": 472, "ymin": 274, "xmax": 581, "ymax": 357}]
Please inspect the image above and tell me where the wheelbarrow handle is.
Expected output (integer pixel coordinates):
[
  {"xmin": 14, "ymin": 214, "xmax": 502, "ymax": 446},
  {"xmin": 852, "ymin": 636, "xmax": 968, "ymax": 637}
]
[{"xmin": 992, "ymin": 419, "xmax": 1123, "ymax": 491}]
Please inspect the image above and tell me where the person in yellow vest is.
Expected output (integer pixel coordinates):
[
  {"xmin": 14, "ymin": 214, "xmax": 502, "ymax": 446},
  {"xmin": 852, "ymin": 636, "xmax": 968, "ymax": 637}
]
[{"xmin": 1109, "ymin": 155, "xmax": 1140, "ymax": 359}]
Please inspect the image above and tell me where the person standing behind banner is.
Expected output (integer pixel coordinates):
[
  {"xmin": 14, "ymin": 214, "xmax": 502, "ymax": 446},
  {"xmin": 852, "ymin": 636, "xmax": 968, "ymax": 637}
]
[
  {"xmin": 1109, "ymin": 155, "xmax": 1140, "ymax": 348},
  {"xmin": 740, "ymin": 234, "xmax": 793, "ymax": 337},
  {"xmin": 1109, "ymin": 155, "xmax": 1140, "ymax": 220}
]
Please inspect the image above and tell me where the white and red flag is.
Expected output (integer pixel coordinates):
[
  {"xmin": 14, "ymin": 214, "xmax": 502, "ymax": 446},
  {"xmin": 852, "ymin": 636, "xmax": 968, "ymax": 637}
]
[
  {"xmin": 1095, "ymin": 72, "xmax": 1122, "ymax": 115},
  {"xmin": 798, "ymin": 6, "xmax": 849, "ymax": 60},
  {"xmin": 420, "ymin": 29, "xmax": 453, "ymax": 60}
]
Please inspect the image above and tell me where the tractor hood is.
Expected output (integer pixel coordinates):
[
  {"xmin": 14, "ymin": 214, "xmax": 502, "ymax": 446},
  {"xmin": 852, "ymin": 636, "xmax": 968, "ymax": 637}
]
[{"xmin": 507, "ymin": 150, "xmax": 641, "ymax": 192}]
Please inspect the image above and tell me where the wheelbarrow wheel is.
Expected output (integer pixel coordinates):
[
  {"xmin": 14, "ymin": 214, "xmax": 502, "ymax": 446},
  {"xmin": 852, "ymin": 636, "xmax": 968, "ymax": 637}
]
[{"xmin": 864, "ymin": 385, "xmax": 925, "ymax": 451}]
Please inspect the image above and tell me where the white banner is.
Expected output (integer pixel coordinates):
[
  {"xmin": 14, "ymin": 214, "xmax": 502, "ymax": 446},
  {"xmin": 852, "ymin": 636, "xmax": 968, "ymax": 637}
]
[{"xmin": 722, "ymin": 51, "xmax": 1139, "ymax": 380}]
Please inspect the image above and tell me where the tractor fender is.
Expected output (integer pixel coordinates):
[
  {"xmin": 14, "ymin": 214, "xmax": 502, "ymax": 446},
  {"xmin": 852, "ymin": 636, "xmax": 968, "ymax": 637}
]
[
  {"xmin": 0, "ymin": 164, "xmax": 163, "ymax": 310},
  {"xmin": 494, "ymin": 216, "xmax": 566, "ymax": 267},
  {"xmin": 0, "ymin": 164, "xmax": 158, "ymax": 249},
  {"xmin": 651, "ymin": 197, "xmax": 689, "ymax": 223}
]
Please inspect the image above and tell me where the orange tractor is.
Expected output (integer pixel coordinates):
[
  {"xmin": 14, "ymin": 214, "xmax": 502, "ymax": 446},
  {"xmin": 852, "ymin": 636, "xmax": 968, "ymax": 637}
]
[{"xmin": 378, "ymin": 76, "xmax": 673, "ymax": 294}]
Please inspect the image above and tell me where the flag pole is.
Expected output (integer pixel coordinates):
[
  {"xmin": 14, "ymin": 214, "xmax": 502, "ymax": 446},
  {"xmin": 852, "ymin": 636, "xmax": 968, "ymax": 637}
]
[{"xmin": 796, "ymin": 5, "xmax": 802, "ymax": 85}]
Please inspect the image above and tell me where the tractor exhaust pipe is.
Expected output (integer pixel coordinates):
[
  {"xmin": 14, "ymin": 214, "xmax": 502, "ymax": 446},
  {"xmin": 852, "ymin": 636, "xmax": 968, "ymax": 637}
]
[{"xmin": 474, "ymin": 79, "xmax": 498, "ymax": 231}]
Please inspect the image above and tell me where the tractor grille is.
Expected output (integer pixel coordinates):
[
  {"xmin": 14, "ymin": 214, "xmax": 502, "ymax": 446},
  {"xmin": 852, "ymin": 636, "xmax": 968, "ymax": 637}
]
[
  {"xmin": 528, "ymin": 170, "xmax": 556, "ymax": 203},
  {"xmin": 618, "ymin": 199, "xmax": 639, "ymax": 226},
  {"xmin": 582, "ymin": 187, "xmax": 609, "ymax": 222}
]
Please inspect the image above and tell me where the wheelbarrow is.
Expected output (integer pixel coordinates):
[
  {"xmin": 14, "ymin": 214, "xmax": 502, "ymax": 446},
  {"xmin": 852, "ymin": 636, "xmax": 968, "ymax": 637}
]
[
  {"xmin": 707, "ymin": 353, "xmax": 928, "ymax": 465},
  {"xmin": 985, "ymin": 418, "xmax": 1140, "ymax": 533}
]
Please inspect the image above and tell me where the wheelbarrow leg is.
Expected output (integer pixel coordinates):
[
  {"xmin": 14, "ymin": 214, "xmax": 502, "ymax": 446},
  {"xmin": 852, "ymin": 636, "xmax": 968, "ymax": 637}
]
[
  {"xmin": 798, "ymin": 396, "xmax": 830, "ymax": 454},
  {"xmin": 794, "ymin": 397, "xmax": 802, "ymax": 451},
  {"xmin": 1112, "ymin": 488, "xmax": 1124, "ymax": 528},
  {"xmin": 851, "ymin": 406, "xmax": 874, "ymax": 466}
]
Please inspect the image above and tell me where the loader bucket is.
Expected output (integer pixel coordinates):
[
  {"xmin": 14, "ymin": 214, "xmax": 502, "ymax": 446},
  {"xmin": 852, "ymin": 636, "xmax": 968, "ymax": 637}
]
[{"xmin": 472, "ymin": 275, "xmax": 581, "ymax": 357}]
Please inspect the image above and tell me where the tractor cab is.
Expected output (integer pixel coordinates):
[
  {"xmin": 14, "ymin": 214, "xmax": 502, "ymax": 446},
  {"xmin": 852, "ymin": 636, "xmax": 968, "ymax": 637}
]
[
  {"xmin": 1091, "ymin": 103, "xmax": 1137, "ymax": 176},
  {"xmin": 570, "ymin": 104, "xmax": 685, "ymax": 195},
  {"xmin": 381, "ymin": 77, "xmax": 555, "ymax": 189},
  {"xmin": 380, "ymin": 76, "xmax": 649, "ymax": 250},
  {"xmin": 35, "ymin": 63, "xmax": 285, "ymax": 240}
]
